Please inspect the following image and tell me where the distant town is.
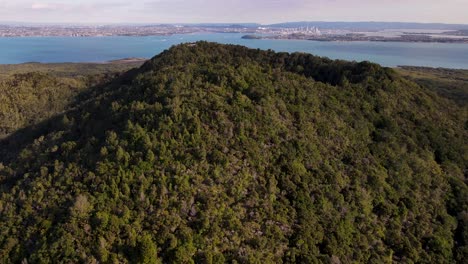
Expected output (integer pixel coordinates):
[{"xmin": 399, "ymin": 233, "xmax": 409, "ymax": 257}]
[
  {"xmin": 0, "ymin": 24, "xmax": 323, "ymax": 37},
  {"xmin": 0, "ymin": 25, "xmax": 200, "ymax": 37},
  {"xmin": 1, "ymin": 23, "xmax": 467, "ymax": 43}
]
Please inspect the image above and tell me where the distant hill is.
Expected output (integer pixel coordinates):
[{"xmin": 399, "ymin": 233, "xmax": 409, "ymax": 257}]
[
  {"xmin": 187, "ymin": 23, "xmax": 261, "ymax": 28},
  {"xmin": 0, "ymin": 42, "xmax": 466, "ymax": 263}
]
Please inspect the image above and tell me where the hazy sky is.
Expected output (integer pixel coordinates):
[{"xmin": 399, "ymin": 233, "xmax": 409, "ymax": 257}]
[{"xmin": 0, "ymin": 0, "xmax": 467, "ymax": 24}]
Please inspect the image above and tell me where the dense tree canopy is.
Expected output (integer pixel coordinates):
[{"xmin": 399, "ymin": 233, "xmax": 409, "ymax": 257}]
[
  {"xmin": 0, "ymin": 62, "xmax": 141, "ymax": 140},
  {"xmin": 0, "ymin": 42, "xmax": 466, "ymax": 263},
  {"xmin": 397, "ymin": 66, "xmax": 468, "ymax": 106}
]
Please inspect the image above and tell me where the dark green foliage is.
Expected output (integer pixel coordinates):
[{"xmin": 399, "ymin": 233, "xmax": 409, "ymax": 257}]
[
  {"xmin": 0, "ymin": 60, "xmax": 145, "ymax": 79},
  {"xmin": 0, "ymin": 72, "xmax": 83, "ymax": 139},
  {"xmin": 0, "ymin": 61, "xmax": 142, "ymax": 139},
  {"xmin": 0, "ymin": 42, "xmax": 466, "ymax": 263},
  {"xmin": 397, "ymin": 66, "xmax": 468, "ymax": 106}
]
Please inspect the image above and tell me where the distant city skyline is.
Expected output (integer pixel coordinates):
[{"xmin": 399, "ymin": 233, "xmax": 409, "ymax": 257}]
[{"xmin": 0, "ymin": 0, "xmax": 467, "ymax": 24}]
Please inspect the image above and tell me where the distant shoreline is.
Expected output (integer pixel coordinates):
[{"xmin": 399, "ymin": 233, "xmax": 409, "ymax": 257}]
[
  {"xmin": 0, "ymin": 58, "xmax": 149, "ymax": 66},
  {"xmin": 242, "ymin": 34, "xmax": 468, "ymax": 44}
]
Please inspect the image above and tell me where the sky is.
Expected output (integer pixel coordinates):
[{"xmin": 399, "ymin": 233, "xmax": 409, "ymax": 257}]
[{"xmin": 0, "ymin": 0, "xmax": 467, "ymax": 24}]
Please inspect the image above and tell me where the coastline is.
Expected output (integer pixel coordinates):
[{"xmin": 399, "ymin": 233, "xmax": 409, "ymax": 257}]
[{"xmin": 242, "ymin": 34, "xmax": 468, "ymax": 44}]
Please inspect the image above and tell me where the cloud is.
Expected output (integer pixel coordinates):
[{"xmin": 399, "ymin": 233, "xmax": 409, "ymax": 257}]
[
  {"xmin": 0, "ymin": 0, "xmax": 466, "ymax": 24},
  {"xmin": 26, "ymin": 1, "xmax": 132, "ymax": 13},
  {"xmin": 30, "ymin": 3, "xmax": 65, "ymax": 10}
]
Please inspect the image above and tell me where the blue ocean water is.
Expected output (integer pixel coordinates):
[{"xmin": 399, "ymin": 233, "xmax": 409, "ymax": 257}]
[{"xmin": 0, "ymin": 33, "xmax": 467, "ymax": 68}]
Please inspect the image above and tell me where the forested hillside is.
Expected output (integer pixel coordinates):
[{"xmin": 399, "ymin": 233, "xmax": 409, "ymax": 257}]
[
  {"xmin": 0, "ymin": 60, "xmax": 145, "ymax": 79},
  {"xmin": 397, "ymin": 66, "xmax": 468, "ymax": 106},
  {"xmin": 0, "ymin": 42, "xmax": 466, "ymax": 263},
  {"xmin": 0, "ymin": 61, "xmax": 143, "ymax": 139}
]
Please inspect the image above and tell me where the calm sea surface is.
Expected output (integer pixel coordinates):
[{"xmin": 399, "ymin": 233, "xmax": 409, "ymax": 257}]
[{"xmin": 0, "ymin": 33, "xmax": 467, "ymax": 68}]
